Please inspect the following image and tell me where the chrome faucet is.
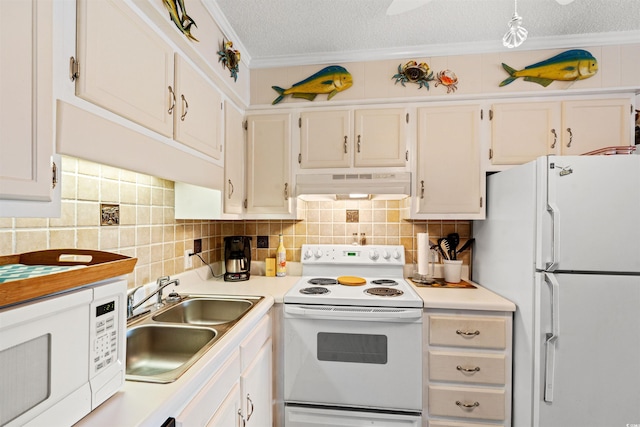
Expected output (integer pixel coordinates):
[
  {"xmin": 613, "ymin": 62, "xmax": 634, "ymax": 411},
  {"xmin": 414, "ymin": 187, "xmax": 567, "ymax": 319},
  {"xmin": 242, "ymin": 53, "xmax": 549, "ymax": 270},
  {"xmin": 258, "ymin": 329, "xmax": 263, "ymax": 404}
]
[{"xmin": 126, "ymin": 276, "xmax": 180, "ymax": 319}]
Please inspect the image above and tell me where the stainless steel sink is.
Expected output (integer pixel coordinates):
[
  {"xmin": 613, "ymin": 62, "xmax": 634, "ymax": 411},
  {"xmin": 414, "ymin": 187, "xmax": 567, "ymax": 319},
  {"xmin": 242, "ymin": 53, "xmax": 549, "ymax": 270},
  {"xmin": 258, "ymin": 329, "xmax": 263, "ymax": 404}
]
[
  {"xmin": 125, "ymin": 324, "xmax": 217, "ymax": 383},
  {"xmin": 152, "ymin": 297, "xmax": 253, "ymax": 325},
  {"xmin": 125, "ymin": 294, "xmax": 262, "ymax": 383}
]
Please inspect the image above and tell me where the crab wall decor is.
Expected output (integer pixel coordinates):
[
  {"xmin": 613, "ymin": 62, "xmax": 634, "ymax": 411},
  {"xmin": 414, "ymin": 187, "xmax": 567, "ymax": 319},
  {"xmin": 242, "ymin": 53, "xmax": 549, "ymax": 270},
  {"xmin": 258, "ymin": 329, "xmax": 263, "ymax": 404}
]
[
  {"xmin": 435, "ymin": 70, "xmax": 459, "ymax": 93},
  {"xmin": 217, "ymin": 39, "xmax": 241, "ymax": 81},
  {"xmin": 392, "ymin": 61, "xmax": 434, "ymax": 89}
]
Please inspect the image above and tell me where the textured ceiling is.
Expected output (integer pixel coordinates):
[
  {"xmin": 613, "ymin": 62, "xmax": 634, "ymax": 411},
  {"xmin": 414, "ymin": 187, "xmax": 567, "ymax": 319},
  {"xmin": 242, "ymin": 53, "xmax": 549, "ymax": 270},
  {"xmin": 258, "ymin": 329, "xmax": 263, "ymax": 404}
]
[{"xmin": 208, "ymin": 0, "xmax": 640, "ymax": 68}]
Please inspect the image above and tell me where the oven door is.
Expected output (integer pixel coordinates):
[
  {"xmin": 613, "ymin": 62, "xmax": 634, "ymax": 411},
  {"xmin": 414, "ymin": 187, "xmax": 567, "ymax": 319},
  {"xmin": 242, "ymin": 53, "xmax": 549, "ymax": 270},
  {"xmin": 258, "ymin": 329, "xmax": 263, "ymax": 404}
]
[{"xmin": 284, "ymin": 304, "xmax": 422, "ymax": 412}]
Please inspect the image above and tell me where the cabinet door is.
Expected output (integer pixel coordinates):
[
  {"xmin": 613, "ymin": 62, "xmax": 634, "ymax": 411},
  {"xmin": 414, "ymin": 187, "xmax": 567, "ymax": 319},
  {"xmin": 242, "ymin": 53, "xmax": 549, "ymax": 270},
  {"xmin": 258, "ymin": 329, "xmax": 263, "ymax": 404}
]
[
  {"xmin": 174, "ymin": 54, "xmax": 222, "ymax": 159},
  {"xmin": 207, "ymin": 383, "xmax": 243, "ymax": 427},
  {"xmin": 491, "ymin": 102, "xmax": 561, "ymax": 164},
  {"xmin": 76, "ymin": 0, "xmax": 174, "ymax": 137},
  {"xmin": 246, "ymin": 114, "xmax": 291, "ymax": 214},
  {"xmin": 299, "ymin": 110, "xmax": 351, "ymax": 168},
  {"xmin": 354, "ymin": 108, "xmax": 407, "ymax": 167},
  {"xmin": 561, "ymin": 98, "xmax": 632, "ymax": 155},
  {"xmin": 416, "ymin": 105, "xmax": 482, "ymax": 215},
  {"xmin": 241, "ymin": 339, "xmax": 273, "ymax": 427},
  {"xmin": 0, "ymin": 0, "xmax": 54, "ymax": 205},
  {"xmin": 224, "ymin": 101, "xmax": 245, "ymax": 215}
]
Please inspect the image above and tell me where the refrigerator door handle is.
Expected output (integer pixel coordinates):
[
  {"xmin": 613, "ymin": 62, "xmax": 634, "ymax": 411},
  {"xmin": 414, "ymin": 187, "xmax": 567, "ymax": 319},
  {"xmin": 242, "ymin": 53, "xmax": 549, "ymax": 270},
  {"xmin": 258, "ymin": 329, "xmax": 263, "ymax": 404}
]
[
  {"xmin": 543, "ymin": 272, "xmax": 560, "ymax": 402},
  {"xmin": 546, "ymin": 159, "xmax": 560, "ymax": 271}
]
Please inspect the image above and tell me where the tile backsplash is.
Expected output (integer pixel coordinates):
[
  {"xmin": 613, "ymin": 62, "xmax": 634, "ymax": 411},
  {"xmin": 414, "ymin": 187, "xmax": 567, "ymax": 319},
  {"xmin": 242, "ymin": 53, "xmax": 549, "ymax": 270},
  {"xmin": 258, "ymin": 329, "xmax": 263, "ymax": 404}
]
[{"xmin": 0, "ymin": 157, "xmax": 471, "ymax": 287}]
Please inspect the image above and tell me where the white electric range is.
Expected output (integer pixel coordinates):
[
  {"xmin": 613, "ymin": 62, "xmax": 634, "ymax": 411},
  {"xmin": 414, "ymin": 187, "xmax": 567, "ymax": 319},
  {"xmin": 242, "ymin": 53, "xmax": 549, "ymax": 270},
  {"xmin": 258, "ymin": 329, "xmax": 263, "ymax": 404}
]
[{"xmin": 283, "ymin": 244, "xmax": 423, "ymax": 427}]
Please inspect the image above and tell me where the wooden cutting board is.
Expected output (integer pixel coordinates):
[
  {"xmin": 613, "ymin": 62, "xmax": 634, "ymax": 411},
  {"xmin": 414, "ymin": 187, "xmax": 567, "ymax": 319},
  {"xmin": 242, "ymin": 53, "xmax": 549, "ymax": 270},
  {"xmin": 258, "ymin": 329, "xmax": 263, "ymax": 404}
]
[{"xmin": 337, "ymin": 276, "xmax": 366, "ymax": 286}]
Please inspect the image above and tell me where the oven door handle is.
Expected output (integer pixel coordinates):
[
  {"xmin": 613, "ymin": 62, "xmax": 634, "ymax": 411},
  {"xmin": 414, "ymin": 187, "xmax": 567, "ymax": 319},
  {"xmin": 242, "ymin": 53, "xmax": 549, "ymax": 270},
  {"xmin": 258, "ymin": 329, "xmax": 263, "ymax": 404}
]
[{"xmin": 284, "ymin": 304, "xmax": 423, "ymax": 322}]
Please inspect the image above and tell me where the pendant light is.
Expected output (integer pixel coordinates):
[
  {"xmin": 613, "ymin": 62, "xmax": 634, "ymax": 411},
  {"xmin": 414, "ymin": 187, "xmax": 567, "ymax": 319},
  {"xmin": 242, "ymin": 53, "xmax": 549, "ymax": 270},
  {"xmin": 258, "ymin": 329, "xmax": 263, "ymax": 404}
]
[{"xmin": 502, "ymin": 0, "xmax": 528, "ymax": 48}]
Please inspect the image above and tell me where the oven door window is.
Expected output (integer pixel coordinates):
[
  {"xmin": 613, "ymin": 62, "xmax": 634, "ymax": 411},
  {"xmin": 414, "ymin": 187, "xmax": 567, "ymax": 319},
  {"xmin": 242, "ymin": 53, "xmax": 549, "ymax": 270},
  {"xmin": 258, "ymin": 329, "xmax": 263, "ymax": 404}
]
[{"xmin": 317, "ymin": 332, "xmax": 387, "ymax": 364}]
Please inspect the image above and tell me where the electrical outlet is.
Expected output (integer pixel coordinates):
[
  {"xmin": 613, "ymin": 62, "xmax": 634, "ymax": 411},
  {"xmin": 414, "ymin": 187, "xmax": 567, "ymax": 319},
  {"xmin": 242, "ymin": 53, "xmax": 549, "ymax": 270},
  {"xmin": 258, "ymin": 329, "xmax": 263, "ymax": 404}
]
[
  {"xmin": 184, "ymin": 249, "xmax": 193, "ymax": 269},
  {"xmin": 257, "ymin": 235, "xmax": 269, "ymax": 248},
  {"xmin": 194, "ymin": 238, "xmax": 202, "ymax": 254}
]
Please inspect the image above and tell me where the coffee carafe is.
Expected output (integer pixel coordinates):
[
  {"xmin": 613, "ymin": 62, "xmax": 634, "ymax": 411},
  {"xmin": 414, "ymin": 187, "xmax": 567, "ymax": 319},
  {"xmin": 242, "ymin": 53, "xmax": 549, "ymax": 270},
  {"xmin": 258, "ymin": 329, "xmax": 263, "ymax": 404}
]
[{"xmin": 224, "ymin": 236, "xmax": 251, "ymax": 281}]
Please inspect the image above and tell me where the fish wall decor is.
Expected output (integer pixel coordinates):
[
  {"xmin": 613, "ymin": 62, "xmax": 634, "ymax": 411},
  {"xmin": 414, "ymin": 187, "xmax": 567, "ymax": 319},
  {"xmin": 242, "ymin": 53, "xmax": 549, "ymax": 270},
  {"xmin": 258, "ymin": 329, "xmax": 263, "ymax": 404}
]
[
  {"xmin": 163, "ymin": 0, "xmax": 198, "ymax": 42},
  {"xmin": 499, "ymin": 49, "xmax": 598, "ymax": 87},
  {"xmin": 217, "ymin": 40, "xmax": 241, "ymax": 81},
  {"xmin": 271, "ymin": 66, "xmax": 353, "ymax": 105}
]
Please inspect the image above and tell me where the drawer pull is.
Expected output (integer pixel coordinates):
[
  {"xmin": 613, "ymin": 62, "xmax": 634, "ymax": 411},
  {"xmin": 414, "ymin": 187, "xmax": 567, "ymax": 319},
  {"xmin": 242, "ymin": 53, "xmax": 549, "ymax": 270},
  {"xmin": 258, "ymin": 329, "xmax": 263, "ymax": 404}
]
[
  {"xmin": 456, "ymin": 400, "xmax": 480, "ymax": 409},
  {"xmin": 456, "ymin": 365, "xmax": 480, "ymax": 373},
  {"xmin": 456, "ymin": 329, "xmax": 480, "ymax": 337}
]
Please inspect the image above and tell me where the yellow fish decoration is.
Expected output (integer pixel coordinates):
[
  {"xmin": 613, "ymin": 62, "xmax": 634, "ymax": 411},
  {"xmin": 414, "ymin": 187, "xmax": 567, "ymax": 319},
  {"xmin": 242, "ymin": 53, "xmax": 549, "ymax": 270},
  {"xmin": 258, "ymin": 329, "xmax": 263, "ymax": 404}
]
[
  {"xmin": 163, "ymin": 0, "xmax": 198, "ymax": 42},
  {"xmin": 272, "ymin": 66, "xmax": 353, "ymax": 105},
  {"xmin": 500, "ymin": 49, "xmax": 598, "ymax": 87}
]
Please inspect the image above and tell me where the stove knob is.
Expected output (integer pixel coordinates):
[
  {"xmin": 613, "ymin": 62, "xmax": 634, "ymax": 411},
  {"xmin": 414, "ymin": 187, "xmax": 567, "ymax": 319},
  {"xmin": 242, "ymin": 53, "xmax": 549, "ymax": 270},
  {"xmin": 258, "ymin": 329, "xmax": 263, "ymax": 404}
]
[
  {"xmin": 314, "ymin": 249, "xmax": 323, "ymax": 258},
  {"xmin": 382, "ymin": 250, "xmax": 390, "ymax": 260},
  {"xmin": 393, "ymin": 250, "xmax": 401, "ymax": 260},
  {"xmin": 304, "ymin": 249, "xmax": 313, "ymax": 260},
  {"xmin": 369, "ymin": 250, "xmax": 379, "ymax": 260}
]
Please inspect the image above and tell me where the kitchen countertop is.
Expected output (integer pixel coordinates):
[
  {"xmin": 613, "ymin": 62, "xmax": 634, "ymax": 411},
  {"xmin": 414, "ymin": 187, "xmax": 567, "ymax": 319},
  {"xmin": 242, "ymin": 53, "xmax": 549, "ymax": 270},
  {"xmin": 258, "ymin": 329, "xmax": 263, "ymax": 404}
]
[{"xmin": 76, "ymin": 266, "xmax": 514, "ymax": 426}]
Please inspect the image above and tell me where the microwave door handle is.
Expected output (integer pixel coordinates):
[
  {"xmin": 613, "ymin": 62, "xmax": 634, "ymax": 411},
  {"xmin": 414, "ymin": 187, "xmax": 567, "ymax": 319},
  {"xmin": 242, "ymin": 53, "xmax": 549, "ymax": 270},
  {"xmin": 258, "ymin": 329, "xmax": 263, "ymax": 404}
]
[{"xmin": 543, "ymin": 272, "xmax": 560, "ymax": 402}]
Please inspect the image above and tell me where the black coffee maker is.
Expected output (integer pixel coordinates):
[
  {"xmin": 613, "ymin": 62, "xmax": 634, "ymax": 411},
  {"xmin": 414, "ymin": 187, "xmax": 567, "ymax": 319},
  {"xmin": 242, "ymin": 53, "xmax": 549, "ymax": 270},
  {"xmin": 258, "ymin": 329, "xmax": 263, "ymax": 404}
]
[{"xmin": 223, "ymin": 236, "xmax": 251, "ymax": 281}]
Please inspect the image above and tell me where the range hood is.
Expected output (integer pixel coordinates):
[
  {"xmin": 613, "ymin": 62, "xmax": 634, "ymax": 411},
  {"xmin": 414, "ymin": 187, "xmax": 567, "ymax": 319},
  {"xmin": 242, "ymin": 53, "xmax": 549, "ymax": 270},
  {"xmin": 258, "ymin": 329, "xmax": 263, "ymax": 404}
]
[{"xmin": 295, "ymin": 172, "xmax": 411, "ymax": 201}]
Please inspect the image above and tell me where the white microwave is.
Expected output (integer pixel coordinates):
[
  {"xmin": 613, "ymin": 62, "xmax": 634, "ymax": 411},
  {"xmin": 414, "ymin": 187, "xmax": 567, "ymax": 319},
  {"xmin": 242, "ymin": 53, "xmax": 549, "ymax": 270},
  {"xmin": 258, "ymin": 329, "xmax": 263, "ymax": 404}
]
[{"xmin": 0, "ymin": 278, "xmax": 127, "ymax": 426}]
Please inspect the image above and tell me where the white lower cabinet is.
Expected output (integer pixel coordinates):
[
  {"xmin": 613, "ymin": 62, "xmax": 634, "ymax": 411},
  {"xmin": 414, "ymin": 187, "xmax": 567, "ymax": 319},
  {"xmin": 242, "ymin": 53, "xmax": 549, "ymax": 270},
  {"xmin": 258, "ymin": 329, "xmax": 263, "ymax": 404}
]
[
  {"xmin": 177, "ymin": 314, "xmax": 273, "ymax": 426},
  {"xmin": 424, "ymin": 310, "xmax": 512, "ymax": 427}
]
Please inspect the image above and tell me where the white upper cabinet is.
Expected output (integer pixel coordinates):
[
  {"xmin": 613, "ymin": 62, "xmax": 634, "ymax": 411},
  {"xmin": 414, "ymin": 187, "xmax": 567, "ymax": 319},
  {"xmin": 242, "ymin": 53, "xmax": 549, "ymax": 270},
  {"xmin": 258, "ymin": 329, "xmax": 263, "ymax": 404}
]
[
  {"xmin": 299, "ymin": 108, "xmax": 407, "ymax": 169},
  {"xmin": 0, "ymin": 0, "xmax": 59, "ymax": 217},
  {"xmin": 490, "ymin": 97, "xmax": 633, "ymax": 166},
  {"xmin": 75, "ymin": 0, "xmax": 174, "ymax": 138},
  {"xmin": 354, "ymin": 108, "xmax": 407, "ymax": 167},
  {"xmin": 224, "ymin": 101, "xmax": 245, "ymax": 215},
  {"xmin": 411, "ymin": 104, "xmax": 484, "ymax": 219},
  {"xmin": 174, "ymin": 54, "xmax": 222, "ymax": 159},
  {"xmin": 245, "ymin": 114, "xmax": 292, "ymax": 216}
]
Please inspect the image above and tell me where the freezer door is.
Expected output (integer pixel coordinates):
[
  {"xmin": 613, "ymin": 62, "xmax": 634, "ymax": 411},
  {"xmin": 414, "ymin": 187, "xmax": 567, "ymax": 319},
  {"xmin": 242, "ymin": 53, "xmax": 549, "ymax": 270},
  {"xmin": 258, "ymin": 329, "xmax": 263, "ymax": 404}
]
[
  {"xmin": 535, "ymin": 273, "xmax": 640, "ymax": 427},
  {"xmin": 540, "ymin": 155, "xmax": 640, "ymax": 273}
]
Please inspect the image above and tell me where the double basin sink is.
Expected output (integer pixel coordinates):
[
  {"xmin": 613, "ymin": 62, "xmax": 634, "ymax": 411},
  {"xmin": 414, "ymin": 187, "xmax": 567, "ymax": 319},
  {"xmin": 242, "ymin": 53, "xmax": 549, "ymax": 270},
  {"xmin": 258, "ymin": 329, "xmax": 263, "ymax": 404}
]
[{"xmin": 126, "ymin": 294, "xmax": 262, "ymax": 383}]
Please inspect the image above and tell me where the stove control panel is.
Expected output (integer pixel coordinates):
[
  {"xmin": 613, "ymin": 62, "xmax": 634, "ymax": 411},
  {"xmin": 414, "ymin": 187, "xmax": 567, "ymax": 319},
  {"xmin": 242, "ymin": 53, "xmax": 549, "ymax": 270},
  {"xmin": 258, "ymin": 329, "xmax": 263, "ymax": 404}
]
[{"xmin": 301, "ymin": 244, "xmax": 405, "ymax": 265}]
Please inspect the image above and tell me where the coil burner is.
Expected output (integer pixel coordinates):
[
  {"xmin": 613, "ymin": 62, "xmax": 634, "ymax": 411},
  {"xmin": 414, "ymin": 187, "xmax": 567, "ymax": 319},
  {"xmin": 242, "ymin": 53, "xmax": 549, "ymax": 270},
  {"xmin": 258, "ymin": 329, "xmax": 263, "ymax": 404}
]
[
  {"xmin": 300, "ymin": 287, "xmax": 331, "ymax": 295},
  {"xmin": 308, "ymin": 278, "xmax": 338, "ymax": 286},
  {"xmin": 364, "ymin": 287, "xmax": 404, "ymax": 297},
  {"xmin": 371, "ymin": 279, "xmax": 398, "ymax": 286}
]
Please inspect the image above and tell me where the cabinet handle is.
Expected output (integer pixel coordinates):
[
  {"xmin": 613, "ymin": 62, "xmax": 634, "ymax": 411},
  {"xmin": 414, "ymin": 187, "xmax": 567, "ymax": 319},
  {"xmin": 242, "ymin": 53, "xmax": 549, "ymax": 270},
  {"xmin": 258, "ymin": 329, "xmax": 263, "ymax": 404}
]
[
  {"xmin": 456, "ymin": 329, "xmax": 480, "ymax": 337},
  {"xmin": 456, "ymin": 400, "xmax": 480, "ymax": 409},
  {"xmin": 52, "ymin": 161, "xmax": 58, "ymax": 189},
  {"xmin": 550, "ymin": 129, "xmax": 557, "ymax": 149},
  {"xmin": 246, "ymin": 394, "xmax": 254, "ymax": 421},
  {"xmin": 237, "ymin": 409, "xmax": 246, "ymax": 427},
  {"xmin": 180, "ymin": 94, "xmax": 189, "ymax": 121},
  {"xmin": 566, "ymin": 127, "xmax": 573, "ymax": 147},
  {"xmin": 420, "ymin": 181, "xmax": 425, "ymax": 199},
  {"xmin": 344, "ymin": 136, "xmax": 348, "ymax": 153},
  {"xmin": 228, "ymin": 179, "xmax": 234, "ymax": 198},
  {"xmin": 284, "ymin": 183, "xmax": 289, "ymax": 200},
  {"xmin": 357, "ymin": 135, "xmax": 361, "ymax": 153},
  {"xmin": 457, "ymin": 365, "xmax": 481, "ymax": 373},
  {"xmin": 167, "ymin": 86, "xmax": 176, "ymax": 114}
]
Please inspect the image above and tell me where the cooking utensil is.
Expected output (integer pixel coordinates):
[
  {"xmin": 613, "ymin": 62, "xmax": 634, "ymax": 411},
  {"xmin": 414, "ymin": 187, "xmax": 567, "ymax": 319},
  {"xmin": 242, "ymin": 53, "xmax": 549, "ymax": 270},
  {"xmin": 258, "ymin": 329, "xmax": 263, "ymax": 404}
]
[
  {"xmin": 456, "ymin": 238, "xmax": 475, "ymax": 256},
  {"xmin": 446, "ymin": 233, "xmax": 460, "ymax": 259},
  {"xmin": 438, "ymin": 238, "xmax": 451, "ymax": 260}
]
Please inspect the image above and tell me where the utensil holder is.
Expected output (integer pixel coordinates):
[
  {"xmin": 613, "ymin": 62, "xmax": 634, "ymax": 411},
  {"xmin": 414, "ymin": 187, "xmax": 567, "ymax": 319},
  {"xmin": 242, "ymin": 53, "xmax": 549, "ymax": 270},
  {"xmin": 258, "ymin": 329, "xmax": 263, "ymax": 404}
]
[{"xmin": 443, "ymin": 259, "xmax": 463, "ymax": 283}]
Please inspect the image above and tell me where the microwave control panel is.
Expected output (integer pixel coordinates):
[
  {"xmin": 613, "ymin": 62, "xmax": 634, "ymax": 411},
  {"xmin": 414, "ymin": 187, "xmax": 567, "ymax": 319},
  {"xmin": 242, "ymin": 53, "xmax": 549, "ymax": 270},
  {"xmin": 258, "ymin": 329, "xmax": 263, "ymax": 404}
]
[{"xmin": 92, "ymin": 300, "xmax": 118, "ymax": 372}]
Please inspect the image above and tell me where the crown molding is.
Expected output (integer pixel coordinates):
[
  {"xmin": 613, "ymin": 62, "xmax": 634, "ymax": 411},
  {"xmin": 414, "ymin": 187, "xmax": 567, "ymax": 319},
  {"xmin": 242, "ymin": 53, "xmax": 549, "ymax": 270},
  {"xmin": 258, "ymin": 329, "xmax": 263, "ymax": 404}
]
[{"xmin": 247, "ymin": 30, "xmax": 640, "ymax": 69}]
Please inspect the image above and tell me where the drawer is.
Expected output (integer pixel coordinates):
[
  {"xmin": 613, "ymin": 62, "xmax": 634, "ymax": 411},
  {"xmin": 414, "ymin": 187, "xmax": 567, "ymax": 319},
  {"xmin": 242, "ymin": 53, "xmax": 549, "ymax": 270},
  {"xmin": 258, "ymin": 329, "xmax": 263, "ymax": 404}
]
[
  {"xmin": 428, "ymin": 420, "xmax": 503, "ymax": 427},
  {"xmin": 429, "ymin": 351, "xmax": 506, "ymax": 385},
  {"xmin": 428, "ymin": 385, "xmax": 505, "ymax": 421},
  {"xmin": 429, "ymin": 316, "xmax": 506, "ymax": 349}
]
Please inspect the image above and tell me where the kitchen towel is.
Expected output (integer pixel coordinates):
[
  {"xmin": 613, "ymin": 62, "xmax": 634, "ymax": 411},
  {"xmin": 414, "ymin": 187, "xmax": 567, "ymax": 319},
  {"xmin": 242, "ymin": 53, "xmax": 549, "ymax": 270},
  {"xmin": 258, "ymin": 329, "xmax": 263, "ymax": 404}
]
[{"xmin": 417, "ymin": 233, "xmax": 430, "ymax": 275}]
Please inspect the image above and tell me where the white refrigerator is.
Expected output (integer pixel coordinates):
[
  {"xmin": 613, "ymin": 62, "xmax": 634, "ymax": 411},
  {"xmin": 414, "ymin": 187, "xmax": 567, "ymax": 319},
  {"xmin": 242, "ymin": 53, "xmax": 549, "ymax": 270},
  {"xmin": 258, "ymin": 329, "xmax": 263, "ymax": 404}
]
[{"xmin": 473, "ymin": 155, "xmax": 640, "ymax": 427}]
